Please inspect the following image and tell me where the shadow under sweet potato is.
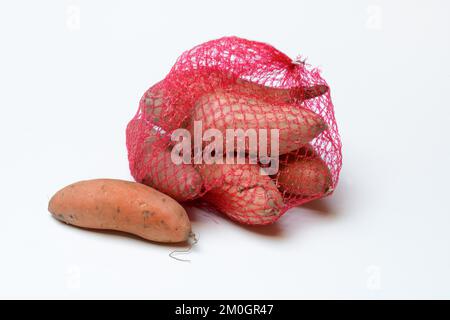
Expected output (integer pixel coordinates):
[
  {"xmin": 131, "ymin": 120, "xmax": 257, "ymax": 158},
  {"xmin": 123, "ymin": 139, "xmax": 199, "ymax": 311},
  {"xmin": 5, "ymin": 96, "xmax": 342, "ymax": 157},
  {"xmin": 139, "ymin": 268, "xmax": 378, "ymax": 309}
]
[
  {"xmin": 237, "ymin": 221, "xmax": 285, "ymax": 237},
  {"xmin": 301, "ymin": 198, "xmax": 335, "ymax": 216},
  {"xmin": 186, "ymin": 204, "xmax": 286, "ymax": 238},
  {"xmin": 51, "ymin": 216, "xmax": 190, "ymax": 248}
]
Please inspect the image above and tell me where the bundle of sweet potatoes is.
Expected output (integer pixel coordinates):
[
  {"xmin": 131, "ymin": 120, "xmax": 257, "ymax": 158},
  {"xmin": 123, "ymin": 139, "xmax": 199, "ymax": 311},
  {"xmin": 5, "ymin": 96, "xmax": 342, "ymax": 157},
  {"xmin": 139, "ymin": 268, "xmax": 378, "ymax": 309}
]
[
  {"xmin": 48, "ymin": 37, "xmax": 342, "ymax": 244},
  {"xmin": 129, "ymin": 77, "xmax": 329, "ymax": 223}
]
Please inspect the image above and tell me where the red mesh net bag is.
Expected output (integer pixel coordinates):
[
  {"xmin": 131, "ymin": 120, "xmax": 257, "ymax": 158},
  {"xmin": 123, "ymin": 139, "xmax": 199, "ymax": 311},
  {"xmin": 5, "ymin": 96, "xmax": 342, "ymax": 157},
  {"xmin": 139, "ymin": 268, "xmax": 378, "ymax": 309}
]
[{"xmin": 126, "ymin": 36, "xmax": 342, "ymax": 225}]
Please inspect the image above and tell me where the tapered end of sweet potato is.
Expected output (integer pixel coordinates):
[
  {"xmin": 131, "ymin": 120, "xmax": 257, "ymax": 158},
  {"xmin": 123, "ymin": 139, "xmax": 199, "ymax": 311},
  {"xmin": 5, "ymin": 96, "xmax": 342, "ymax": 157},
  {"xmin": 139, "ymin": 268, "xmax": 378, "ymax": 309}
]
[{"xmin": 303, "ymin": 85, "xmax": 329, "ymax": 100}]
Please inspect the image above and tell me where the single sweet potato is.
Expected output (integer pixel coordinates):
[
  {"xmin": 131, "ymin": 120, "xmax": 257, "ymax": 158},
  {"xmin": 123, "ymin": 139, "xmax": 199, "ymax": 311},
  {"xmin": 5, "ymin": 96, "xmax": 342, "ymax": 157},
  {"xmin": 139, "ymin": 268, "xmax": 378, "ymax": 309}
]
[
  {"xmin": 235, "ymin": 78, "xmax": 329, "ymax": 102},
  {"xmin": 142, "ymin": 140, "xmax": 203, "ymax": 202},
  {"xmin": 48, "ymin": 179, "xmax": 191, "ymax": 243},
  {"xmin": 277, "ymin": 151, "xmax": 332, "ymax": 196},
  {"xmin": 127, "ymin": 119, "xmax": 203, "ymax": 202},
  {"xmin": 197, "ymin": 161, "xmax": 284, "ymax": 225},
  {"xmin": 189, "ymin": 90, "xmax": 327, "ymax": 156}
]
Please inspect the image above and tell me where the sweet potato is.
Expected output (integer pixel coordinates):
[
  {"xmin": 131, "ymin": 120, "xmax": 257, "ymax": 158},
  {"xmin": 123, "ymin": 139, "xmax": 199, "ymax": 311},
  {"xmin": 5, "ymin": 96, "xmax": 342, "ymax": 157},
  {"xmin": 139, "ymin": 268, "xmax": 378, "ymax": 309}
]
[
  {"xmin": 235, "ymin": 78, "xmax": 329, "ymax": 102},
  {"xmin": 141, "ymin": 82, "xmax": 189, "ymax": 132},
  {"xmin": 142, "ymin": 140, "xmax": 203, "ymax": 201},
  {"xmin": 300, "ymin": 85, "xmax": 329, "ymax": 100},
  {"xmin": 127, "ymin": 119, "xmax": 203, "ymax": 202},
  {"xmin": 179, "ymin": 68, "xmax": 329, "ymax": 103},
  {"xmin": 48, "ymin": 179, "xmax": 191, "ymax": 243},
  {"xmin": 189, "ymin": 90, "xmax": 327, "ymax": 156},
  {"xmin": 277, "ymin": 152, "xmax": 332, "ymax": 196},
  {"xmin": 197, "ymin": 161, "xmax": 284, "ymax": 225}
]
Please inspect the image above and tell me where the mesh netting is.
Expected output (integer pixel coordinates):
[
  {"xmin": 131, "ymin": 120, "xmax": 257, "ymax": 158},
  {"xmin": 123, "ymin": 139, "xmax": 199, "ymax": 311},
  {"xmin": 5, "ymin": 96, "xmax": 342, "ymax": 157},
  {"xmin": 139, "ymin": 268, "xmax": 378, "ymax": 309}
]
[{"xmin": 126, "ymin": 36, "xmax": 342, "ymax": 225}]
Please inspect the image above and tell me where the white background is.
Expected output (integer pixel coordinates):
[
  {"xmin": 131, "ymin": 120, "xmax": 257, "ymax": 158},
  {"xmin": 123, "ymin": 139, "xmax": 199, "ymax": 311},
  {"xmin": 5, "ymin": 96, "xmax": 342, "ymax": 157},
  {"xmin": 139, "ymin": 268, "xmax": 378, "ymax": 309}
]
[{"xmin": 1, "ymin": 0, "xmax": 449, "ymax": 299}]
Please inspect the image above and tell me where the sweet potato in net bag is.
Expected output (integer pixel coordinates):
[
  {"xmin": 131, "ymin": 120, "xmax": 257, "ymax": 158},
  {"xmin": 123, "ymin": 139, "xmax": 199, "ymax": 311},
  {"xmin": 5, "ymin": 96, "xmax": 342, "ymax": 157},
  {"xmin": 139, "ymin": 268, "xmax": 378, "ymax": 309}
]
[{"xmin": 126, "ymin": 36, "xmax": 342, "ymax": 225}]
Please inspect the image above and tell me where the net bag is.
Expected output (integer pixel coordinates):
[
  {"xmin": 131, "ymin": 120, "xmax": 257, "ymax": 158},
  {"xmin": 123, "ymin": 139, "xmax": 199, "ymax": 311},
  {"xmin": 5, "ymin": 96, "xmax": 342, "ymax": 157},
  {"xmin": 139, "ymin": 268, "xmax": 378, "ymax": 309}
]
[{"xmin": 126, "ymin": 36, "xmax": 342, "ymax": 225}]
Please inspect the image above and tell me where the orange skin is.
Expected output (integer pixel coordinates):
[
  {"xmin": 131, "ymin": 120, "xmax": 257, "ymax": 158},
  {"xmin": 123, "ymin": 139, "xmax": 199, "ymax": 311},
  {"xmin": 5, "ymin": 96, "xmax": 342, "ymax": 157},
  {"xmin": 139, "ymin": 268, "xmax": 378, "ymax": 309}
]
[
  {"xmin": 189, "ymin": 90, "xmax": 328, "ymax": 156},
  {"xmin": 235, "ymin": 78, "xmax": 328, "ymax": 102},
  {"xmin": 277, "ymin": 156, "xmax": 332, "ymax": 196},
  {"xmin": 197, "ymin": 161, "xmax": 284, "ymax": 225},
  {"xmin": 142, "ymin": 138, "xmax": 203, "ymax": 202},
  {"xmin": 48, "ymin": 179, "xmax": 191, "ymax": 243},
  {"xmin": 126, "ymin": 118, "xmax": 203, "ymax": 202}
]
